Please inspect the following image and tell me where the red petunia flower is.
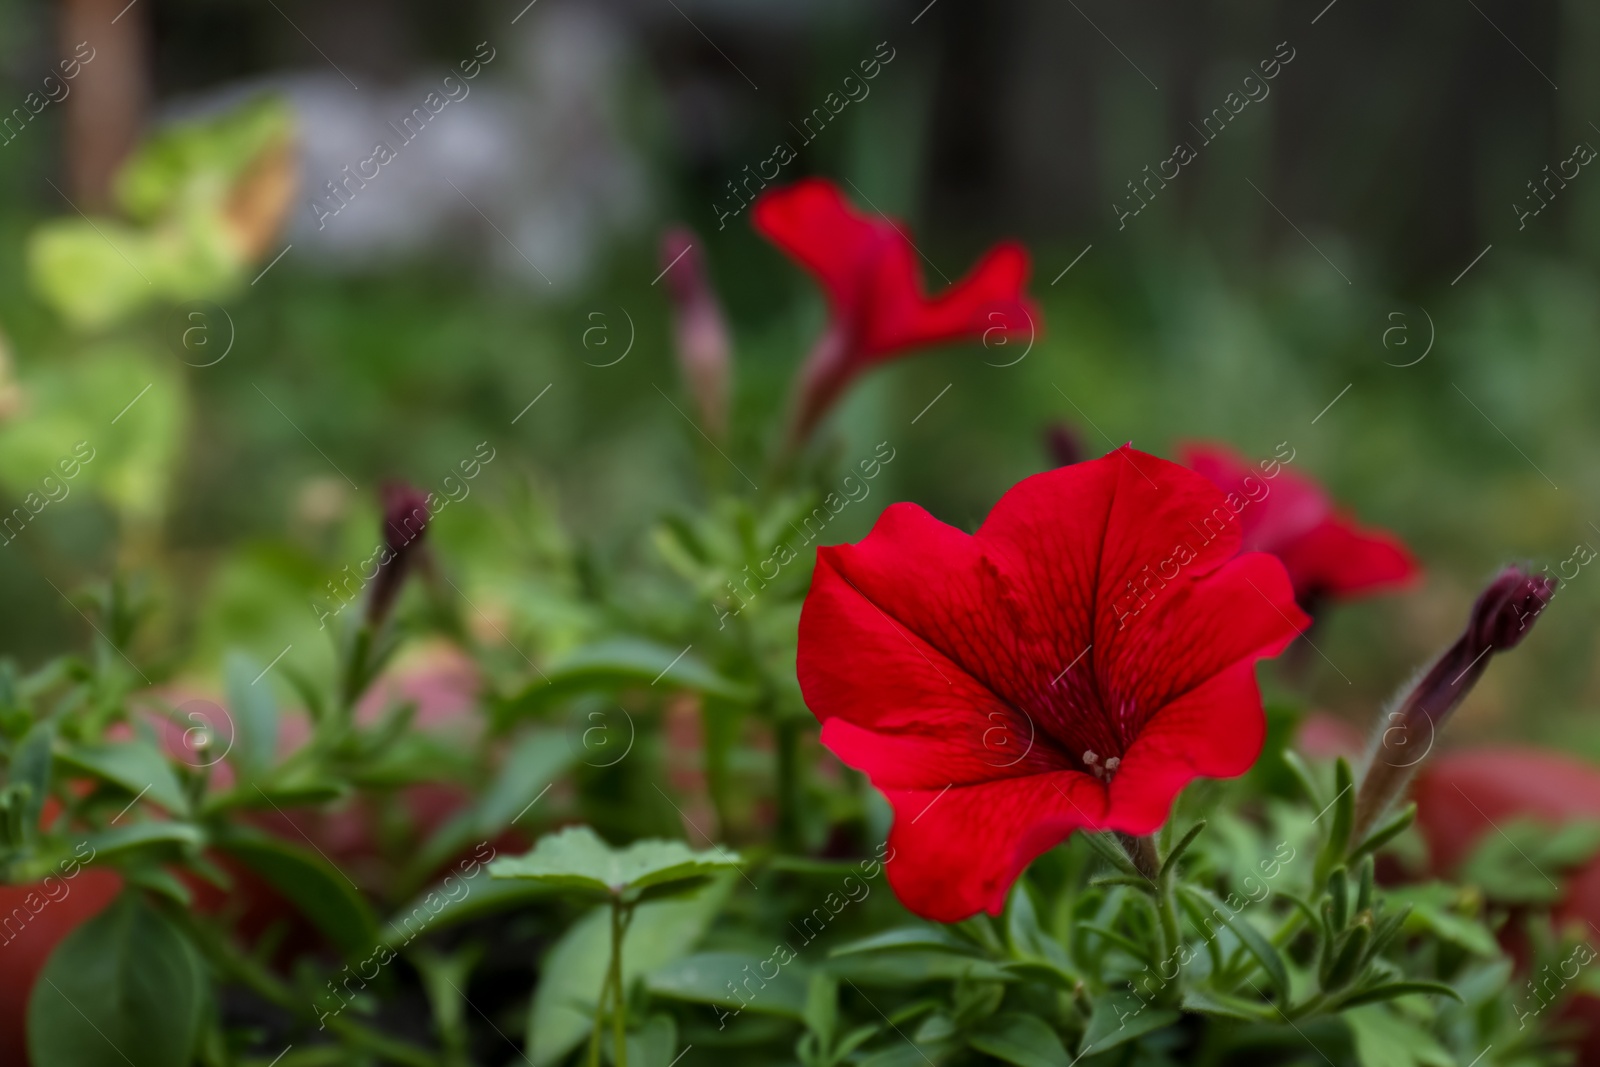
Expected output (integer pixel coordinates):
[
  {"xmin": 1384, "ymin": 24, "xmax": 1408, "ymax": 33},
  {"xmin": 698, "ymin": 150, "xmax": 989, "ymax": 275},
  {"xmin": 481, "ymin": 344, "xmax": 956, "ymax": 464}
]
[
  {"xmin": 752, "ymin": 178, "xmax": 1038, "ymax": 444},
  {"xmin": 797, "ymin": 446, "xmax": 1307, "ymax": 920},
  {"xmin": 1181, "ymin": 442, "xmax": 1418, "ymax": 609}
]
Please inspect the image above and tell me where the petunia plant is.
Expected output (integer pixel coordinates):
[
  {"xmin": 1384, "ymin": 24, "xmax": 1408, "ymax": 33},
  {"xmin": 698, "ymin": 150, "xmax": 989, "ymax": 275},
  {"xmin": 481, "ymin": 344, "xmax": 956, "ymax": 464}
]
[{"xmin": 0, "ymin": 174, "xmax": 1591, "ymax": 1067}]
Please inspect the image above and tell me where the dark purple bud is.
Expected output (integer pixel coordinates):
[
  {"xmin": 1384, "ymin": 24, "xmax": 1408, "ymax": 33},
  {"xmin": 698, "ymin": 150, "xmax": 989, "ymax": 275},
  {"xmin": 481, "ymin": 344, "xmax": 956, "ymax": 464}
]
[
  {"xmin": 1353, "ymin": 565, "xmax": 1554, "ymax": 840},
  {"xmin": 367, "ymin": 481, "xmax": 431, "ymax": 628},
  {"xmin": 1044, "ymin": 423, "xmax": 1083, "ymax": 467},
  {"xmin": 660, "ymin": 226, "xmax": 731, "ymax": 440}
]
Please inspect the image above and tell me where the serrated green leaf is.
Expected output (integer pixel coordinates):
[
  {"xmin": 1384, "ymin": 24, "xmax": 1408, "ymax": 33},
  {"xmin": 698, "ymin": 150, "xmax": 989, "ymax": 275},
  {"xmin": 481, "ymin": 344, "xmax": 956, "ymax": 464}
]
[{"xmin": 489, "ymin": 825, "xmax": 740, "ymax": 900}]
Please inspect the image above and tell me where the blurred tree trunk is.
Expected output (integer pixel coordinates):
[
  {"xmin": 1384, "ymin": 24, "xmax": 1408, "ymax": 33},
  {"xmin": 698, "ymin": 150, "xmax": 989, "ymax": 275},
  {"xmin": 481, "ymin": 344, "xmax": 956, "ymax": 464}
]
[{"xmin": 59, "ymin": 0, "xmax": 148, "ymax": 209}]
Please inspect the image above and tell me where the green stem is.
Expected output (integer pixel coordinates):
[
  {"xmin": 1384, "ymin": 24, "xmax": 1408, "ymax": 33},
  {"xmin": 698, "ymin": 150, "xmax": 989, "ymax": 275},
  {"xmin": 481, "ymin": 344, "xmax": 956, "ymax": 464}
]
[
  {"xmin": 775, "ymin": 717, "xmax": 803, "ymax": 851},
  {"xmin": 180, "ymin": 912, "xmax": 439, "ymax": 1067},
  {"xmin": 611, "ymin": 901, "xmax": 631, "ymax": 1067},
  {"xmin": 588, "ymin": 948, "xmax": 612, "ymax": 1067}
]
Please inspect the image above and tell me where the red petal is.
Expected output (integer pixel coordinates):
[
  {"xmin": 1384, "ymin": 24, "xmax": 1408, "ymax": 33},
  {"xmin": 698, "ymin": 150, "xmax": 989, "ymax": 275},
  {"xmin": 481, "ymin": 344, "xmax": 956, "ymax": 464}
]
[
  {"xmin": 881, "ymin": 771, "xmax": 1108, "ymax": 922},
  {"xmin": 751, "ymin": 178, "xmax": 890, "ymax": 322},
  {"xmin": 1277, "ymin": 514, "xmax": 1419, "ymax": 598},
  {"xmin": 860, "ymin": 240, "xmax": 1036, "ymax": 360}
]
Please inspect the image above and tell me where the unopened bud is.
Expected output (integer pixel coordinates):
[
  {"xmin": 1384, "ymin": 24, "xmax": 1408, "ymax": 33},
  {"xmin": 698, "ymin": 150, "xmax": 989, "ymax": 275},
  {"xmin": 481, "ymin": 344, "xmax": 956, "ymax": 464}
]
[
  {"xmin": 1044, "ymin": 423, "xmax": 1083, "ymax": 467},
  {"xmin": 660, "ymin": 227, "xmax": 731, "ymax": 440},
  {"xmin": 367, "ymin": 481, "xmax": 431, "ymax": 628},
  {"xmin": 1352, "ymin": 566, "xmax": 1555, "ymax": 840}
]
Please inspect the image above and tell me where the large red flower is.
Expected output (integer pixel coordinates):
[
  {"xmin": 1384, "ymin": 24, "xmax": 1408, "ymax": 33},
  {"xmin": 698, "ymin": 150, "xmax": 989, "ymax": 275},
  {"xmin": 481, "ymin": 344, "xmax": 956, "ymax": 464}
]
[
  {"xmin": 752, "ymin": 178, "xmax": 1037, "ymax": 442},
  {"xmin": 797, "ymin": 446, "xmax": 1307, "ymax": 920},
  {"xmin": 1181, "ymin": 442, "xmax": 1418, "ymax": 608}
]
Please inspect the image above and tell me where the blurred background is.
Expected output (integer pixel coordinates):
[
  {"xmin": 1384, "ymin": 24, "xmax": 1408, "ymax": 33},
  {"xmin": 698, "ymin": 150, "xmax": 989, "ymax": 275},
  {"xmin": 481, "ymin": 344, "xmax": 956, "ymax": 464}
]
[{"xmin": 0, "ymin": 0, "xmax": 1594, "ymax": 757}]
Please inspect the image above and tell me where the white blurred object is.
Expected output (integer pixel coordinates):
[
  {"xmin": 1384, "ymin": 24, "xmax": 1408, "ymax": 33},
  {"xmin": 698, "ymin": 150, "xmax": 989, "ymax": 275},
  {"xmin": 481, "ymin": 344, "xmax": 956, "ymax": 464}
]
[{"xmin": 174, "ymin": 4, "xmax": 647, "ymax": 292}]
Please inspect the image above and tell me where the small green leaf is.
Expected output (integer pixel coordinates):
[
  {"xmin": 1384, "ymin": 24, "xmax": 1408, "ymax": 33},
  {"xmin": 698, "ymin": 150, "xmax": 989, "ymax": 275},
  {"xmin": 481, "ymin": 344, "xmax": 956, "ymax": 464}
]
[
  {"xmin": 213, "ymin": 825, "xmax": 378, "ymax": 957},
  {"xmin": 830, "ymin": 926, "xmax": 980, "ymax": 958},
  {"xmin": 645, "ymin": 951, "xmax": 810, "ymax": 1019},
  {"xmin": 967, "ymin": 1013, "xmax": 1069, "ymax": 1067},
  {"xmin": 1080, "ymin": 992, "xmax": 1178, "ymax": 1055},
  {"xmin": 1337, "ymin": 980, "xmax": 1463, "ymax": 1009},
  {"xmin": 527, "ymin": 876, "xmax": 729, "ymax": 1067},
  {"xmin": 28, "ymin": 891, "xmax": 203, "ymax": 1067},
  {"xmin": 1179, "ymin": 885, "xmax": 1290, "ymax": 1003},
  {"xmin": 1349, "ymin": 804, "xmax": 1416, "ymax": 864},
  {"xmin": 489, "ymin": 825, "xmax": 741, "ymax": 900},
  {"xmin": 223, "ymin": 651, "xmax": 279, "ymax": 780},
  {"xmin": 1459, "ymin": 818, "xmax": 1600, "ymax": 904},
  {"xmin": 78, "ymin": 823, "xmax": 204, "ymax": 864},
  {"xmin": 58, "ymin": 741, "xmax": 190, "ymax": 818},
  {"xmin": 502, "ymin": 638, "xmax": 754, "ymax": 719},
  {"xmin": 12, "ymin": 718, "xmax": 55, "ymax": 841},
  {"xmin": 1159, "ymin": 820, "xmax": 1207, "ymax": 882},
  {"xmin": 1343, "ymin": 1006, "xmax": 1453, "ymax": 1067}
]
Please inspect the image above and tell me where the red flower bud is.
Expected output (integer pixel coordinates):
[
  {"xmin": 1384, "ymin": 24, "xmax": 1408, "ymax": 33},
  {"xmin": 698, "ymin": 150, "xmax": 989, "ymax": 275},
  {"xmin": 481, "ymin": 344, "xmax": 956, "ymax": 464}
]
[
  {"xmin": 367, "ymin": 481, "xmax": 430, "ymax": 629},
  {"xmin": 659, "ymin": 227, "xmax": 731, "ymax": 440},
  {"xmin": 1353, "ymin": 566, "xmax": 1555, "ymax": 839}
]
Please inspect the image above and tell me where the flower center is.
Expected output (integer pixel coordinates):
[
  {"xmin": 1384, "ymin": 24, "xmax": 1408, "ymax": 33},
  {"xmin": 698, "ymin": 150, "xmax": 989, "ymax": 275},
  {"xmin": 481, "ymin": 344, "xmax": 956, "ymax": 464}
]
[{"xmin": 1081, "ymin": 750, "xmax": 1121, "ymax": 782}]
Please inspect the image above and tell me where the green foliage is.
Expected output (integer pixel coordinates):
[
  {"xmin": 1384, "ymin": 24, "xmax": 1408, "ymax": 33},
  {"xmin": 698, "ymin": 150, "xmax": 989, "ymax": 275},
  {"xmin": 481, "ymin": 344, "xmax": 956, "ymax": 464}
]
[{"xmin": 28, "ymin": 891, "xmax": 204, "ymax": 1067}]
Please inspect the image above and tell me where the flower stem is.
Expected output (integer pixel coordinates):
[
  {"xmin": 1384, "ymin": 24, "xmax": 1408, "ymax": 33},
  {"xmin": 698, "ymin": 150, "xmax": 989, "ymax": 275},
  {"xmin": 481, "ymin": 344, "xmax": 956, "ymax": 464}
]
[
  {"xmin": 776, "ymin": 717, "xmax": 804, "ymax": 851},
  {"xmin": 610, "ymin": 899, "xmax": 631, "ymax": 1067}
]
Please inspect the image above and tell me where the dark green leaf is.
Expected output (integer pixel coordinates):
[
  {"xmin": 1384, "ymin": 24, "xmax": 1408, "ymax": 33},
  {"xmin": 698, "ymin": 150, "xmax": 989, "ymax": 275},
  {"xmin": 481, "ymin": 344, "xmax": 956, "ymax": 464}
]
[
  {"xmin": 28, "ymin": 892, "xmax": 203, "ymax": 1067},
  {"xmin": 829, "ymin": 925, "xmax": 982, "ymax": 956},
  {"xmin": 967, "ymin": 1013, "xmax": 1068, "ymax": 1067},
  {"xmin": 1080, "ymin": 992, "xmax": 1178, "ymax": 1055},
  {"xmin": 213, "ymin": 825, "xmax": 378, "ymax": 956},
  {"xmin": 646, "ymin": 951, "xmax": 810, "ymax": 1019},
  {"xmin": 78, "ymin": 823, "xmax": 204, "ymax": 865},
  {"xmin": 1159, "ymin": 820, "xmax": 1207, "ymax": 882},
  {"xmin": 1337, "ymin": 980, "xmax": 1463, "ymax": 1009},
  {"xmin": 1349, "ymin": 804, "xmax": 1416, "ymax": 864}
]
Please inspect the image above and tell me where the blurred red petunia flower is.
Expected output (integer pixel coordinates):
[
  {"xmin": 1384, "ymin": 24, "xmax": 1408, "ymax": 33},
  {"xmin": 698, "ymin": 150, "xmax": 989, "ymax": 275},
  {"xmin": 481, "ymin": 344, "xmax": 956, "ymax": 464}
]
[
  {"xmin": 797, "ymin": 445, "xmax": 1307, "ymax": 920},
  {"xmin": 1180, "ymin": 442, "xmax": 1418, "ymax": 610},
  {"xmin": 752, "ymin": 178, "xmax": 1038, "ymax": 443},
  {"xmin": 1414, "ymin": 747, "xmax": 1600, "ymax": 1064}
]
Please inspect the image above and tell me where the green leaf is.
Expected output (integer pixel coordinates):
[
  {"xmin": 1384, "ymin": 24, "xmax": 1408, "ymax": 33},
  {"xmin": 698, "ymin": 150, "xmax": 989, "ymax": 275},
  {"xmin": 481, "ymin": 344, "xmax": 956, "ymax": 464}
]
[
  {"xmin": 1386, "ymin": 884, "xmax": 1499, "ymax": 957},
  {"xmin": 830, "ymin": 926, "xmax": 980, "ymax": 958},
  {"xmin": 803, "ymin": 971, "xmax": 838, "ymax": 1047},
  {"xmin": 213, "ymin": 825, "xmax": 378, "ymax": 957},
  {"xmin": 1159, "ymin": 820, "xmax": 1207, "ymax": 882},
  {"xmin": 1337, "ymin": 981, "xmax": 1463, "ymax": 1009},
  {"xmin": 1079, "ymin": 992, "xmax": 1178, "ymax": 1056},
  {"xmin": 502, "ymin": 638, "xmax": 754, "ymax": 717},
  {"xmin": 223, "ymin": 651, "xmax": 279, "ymax": 780},
  {"xmin": 489, "ymin": 825, "xmax": 741, "ymax": 900},
  {"xmin": 402, "ymin": 727, "xmax": 575, "ymax": 893},
  {"xmin": 1349, "ymin": 804, "xmax": 1416, "ymax": 864},
  {"xmin": 382, "ymin": 871, "xmax": 548, "ymax": 950},
  {"xmin": 78, "ymin": 823, "xmax": 204, "ymax": 865},
  {"xmin": 28, "ymin": 891, "xmax": 203, "ymax": 1067},
  {"xmin": 827, "ymin": 951, "xmax": 1012, "ymax": 986},
  {"xmin": 1179, "ymin": 885, "xmax": 1290, "ymax": 1003},
  {"xmin": 58, "ymin": 741, "xmax": 190, "ymax": 818},
  {"xmin": 967, "ymin": 1013, "xmax": 1069, "ymax": 1067},
  {"xmin": 527, "ymin": 876, "xmax": 729, "ymax": 1067},
  {"xmin": 11, "ymin": 718, "xmax": 55, "ymax": 842},
  {"xmin": 1342, "ymin": 1005, "xmax": 1453, "ymax": 1067},
  {"xmin": 645, "ymin": 951, "xmax": 810, "ymax": 1019},
  {"xmin": 1459, "ymin": 818, "xmax": 1600, "ymax": 904}
]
